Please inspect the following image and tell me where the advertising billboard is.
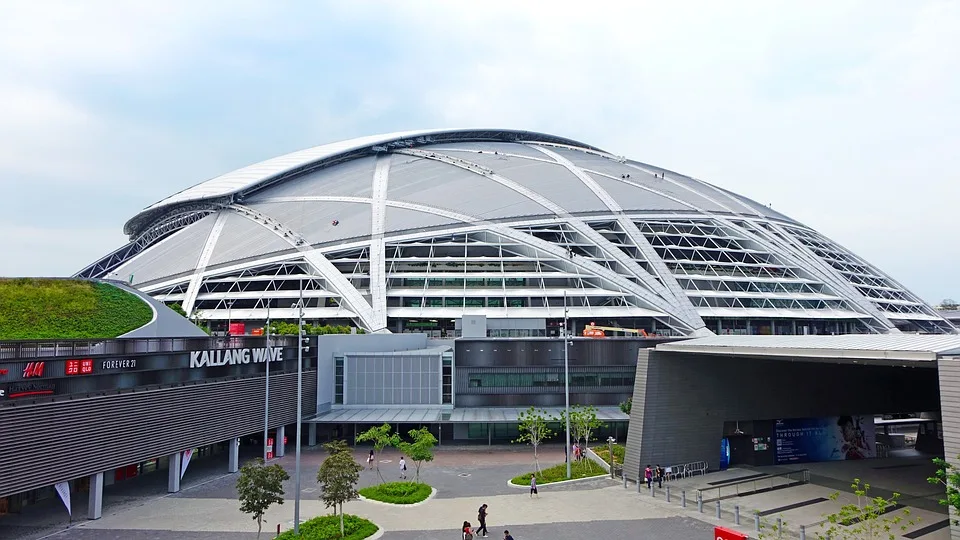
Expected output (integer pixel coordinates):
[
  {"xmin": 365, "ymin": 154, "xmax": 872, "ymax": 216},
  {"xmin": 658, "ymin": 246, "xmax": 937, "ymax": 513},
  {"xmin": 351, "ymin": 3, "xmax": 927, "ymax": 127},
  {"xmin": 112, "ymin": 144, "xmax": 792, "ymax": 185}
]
[{"xmin": 775, "ymin": 415, "xmax": 875, "ymax": 464}]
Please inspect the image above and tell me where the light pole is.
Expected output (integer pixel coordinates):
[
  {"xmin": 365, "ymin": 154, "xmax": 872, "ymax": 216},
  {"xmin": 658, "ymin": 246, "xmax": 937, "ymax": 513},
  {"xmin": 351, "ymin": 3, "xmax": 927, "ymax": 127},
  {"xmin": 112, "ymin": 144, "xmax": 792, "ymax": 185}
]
[
  {"xmin": 294, "ymin": 279, "xmax": 305, "ymax": 534},
  {"xmin": 263, "ymin": 299, "xmax": 271, "ymax": 461},
  {"xmin": 564, "ymin": 290, "xmax": 571, "ymax": 480}
]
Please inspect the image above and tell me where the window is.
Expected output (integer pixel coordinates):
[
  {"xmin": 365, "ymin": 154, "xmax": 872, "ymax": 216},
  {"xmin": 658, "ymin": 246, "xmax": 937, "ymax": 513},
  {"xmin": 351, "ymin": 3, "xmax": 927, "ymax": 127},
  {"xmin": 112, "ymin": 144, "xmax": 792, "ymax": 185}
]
[
  {"xmin": 463, "ymin": 370, "xmax": 634, "ymax": 389},
  {"xmin": 334, "ymin": 356, "xmax": 344, "ymax": 404},
  {"xmin": 442, "ymin": 355, "xmax": 452, "ymax": 404}
]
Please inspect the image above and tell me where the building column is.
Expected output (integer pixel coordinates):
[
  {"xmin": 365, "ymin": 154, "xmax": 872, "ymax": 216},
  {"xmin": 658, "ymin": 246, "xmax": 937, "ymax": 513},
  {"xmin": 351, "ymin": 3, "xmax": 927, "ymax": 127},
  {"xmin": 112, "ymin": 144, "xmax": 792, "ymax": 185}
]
[
  {"xmin": 308, "ymin": 423, "xmax": 317, "ymax": 447},
  {"xmin": 228, "ymin": 438, "xmax": 239, "ymax": 473},
  {"xmin": 87, "ymin": 472, "xmax": 103, "ymax": 520},
  {"xmin": 276, "ymin": 425, "xmax": 286, "ymax": 457},
  {"xmin": 168, "ymin": 452, "xmax": 181, "ymax": 493}
]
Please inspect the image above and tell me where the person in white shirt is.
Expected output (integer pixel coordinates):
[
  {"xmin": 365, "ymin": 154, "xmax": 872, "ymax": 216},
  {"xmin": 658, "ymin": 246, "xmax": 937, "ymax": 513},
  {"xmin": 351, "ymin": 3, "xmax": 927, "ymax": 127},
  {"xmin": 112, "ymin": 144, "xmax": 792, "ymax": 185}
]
[{"xmin": 399, "ymin": 456, "xmax": 407, "ymax": 479}]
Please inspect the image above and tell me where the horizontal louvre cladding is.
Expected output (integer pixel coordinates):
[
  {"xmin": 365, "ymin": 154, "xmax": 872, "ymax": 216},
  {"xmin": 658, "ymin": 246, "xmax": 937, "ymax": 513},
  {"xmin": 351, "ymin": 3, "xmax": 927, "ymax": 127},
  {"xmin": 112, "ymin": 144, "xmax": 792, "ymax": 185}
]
[
  {"xmin": 454, "ymin": 338, "xmax": 644, "ymax": 368},
  {"xmin": 0, "ymin": 371, "xmax": 316, "ymax": 498},
  {"xmin": 457, "ymin": 366, "xmax": 635, "ymax": 394}
]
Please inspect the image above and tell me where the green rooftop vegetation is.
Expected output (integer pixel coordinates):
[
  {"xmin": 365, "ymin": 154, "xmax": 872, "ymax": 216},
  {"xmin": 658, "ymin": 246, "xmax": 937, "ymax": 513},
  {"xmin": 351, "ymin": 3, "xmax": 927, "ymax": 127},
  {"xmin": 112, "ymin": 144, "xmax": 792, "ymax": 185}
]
[{"xmin": 0, "ymin": 279, "xmax": 153, "ymax": 340}]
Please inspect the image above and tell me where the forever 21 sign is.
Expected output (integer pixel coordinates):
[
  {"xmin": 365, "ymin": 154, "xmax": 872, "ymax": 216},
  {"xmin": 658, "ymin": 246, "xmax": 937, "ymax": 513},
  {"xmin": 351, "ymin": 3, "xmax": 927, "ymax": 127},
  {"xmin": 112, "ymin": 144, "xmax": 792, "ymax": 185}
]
[{"xmin": 189, "ymin": 347, "xmax": 283, "ymax": 369}]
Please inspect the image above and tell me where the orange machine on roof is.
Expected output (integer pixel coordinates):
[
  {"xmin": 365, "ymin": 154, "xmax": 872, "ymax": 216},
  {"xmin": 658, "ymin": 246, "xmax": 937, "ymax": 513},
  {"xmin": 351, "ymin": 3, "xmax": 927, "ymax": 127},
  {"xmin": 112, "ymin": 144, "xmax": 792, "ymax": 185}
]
[{"xmin": 582, "ymin": 322, "xmax": 652, "ymax": 338}]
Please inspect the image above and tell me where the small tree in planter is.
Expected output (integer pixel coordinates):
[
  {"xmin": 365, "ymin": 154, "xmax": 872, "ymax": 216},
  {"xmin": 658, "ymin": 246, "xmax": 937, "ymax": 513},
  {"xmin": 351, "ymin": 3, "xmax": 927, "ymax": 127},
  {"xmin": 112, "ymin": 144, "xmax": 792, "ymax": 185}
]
[
  {"xmin": 515, "ymin": 406, "xmax": 555, "ymax": 477},
  {"xmin": 816, "ymin": 479, "xmax": 915, "ymax": 539},
  {"xmin": 565, "ymin": 405, "xmax": 604, "ymax": 470},
  {"xmin": 397, "ymin": 427, "xmax": 437, "ymax": 483},
  {"xmin": 355, "ymin": 423, "xmax": 400, "ymax": 483},
  {"xmin": 316, "ymin": 440, "xmax": 363, "ymax": 537},
  {"xmin": 236, "ymin": 458, "xmax": 290, "ymax": 540}
]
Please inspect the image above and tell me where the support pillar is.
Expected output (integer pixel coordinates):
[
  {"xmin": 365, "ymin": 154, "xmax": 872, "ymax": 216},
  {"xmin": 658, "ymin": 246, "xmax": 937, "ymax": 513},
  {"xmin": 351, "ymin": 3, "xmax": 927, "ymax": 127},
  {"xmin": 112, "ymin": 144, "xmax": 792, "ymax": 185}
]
[
  {"xmin": 276, "ymin": 425, "xmax": 286, "ymax": 457},
  {"xmin": 308, "ymin": 423, "xmax": 317, "ymax": 447},
  {"xmin": 228, "ymin": 438, "xmax": 239, "ymax": 473},
  {"xmin": 87, "ymin": 472, "xmax": 103, "ymax": 520},
  {"xmin": 168, "ymin": 452, "xmax": 182, "ymax": 493}
]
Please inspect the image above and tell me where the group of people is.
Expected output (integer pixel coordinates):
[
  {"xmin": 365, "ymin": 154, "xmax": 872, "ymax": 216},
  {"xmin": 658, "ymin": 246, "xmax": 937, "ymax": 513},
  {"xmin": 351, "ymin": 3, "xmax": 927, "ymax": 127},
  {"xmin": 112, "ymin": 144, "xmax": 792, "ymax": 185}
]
[
  {"xmin": 462, "ymin": 504, "xmax": 514, "ymax": 539},
  {"xmin": 643, "ymin": 464, "xmax": 666, "ymax": 488}
]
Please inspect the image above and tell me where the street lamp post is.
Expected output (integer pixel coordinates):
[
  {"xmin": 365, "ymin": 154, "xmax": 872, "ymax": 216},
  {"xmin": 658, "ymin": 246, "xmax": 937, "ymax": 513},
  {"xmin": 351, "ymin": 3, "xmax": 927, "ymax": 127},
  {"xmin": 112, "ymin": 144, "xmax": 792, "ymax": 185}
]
[
  {"xmin": 263, "ymin": 300, "xmax": 271, "ymax": 461},
  {"xmin": 294, "ymin": 279, "xmax": 305, "ymax": 534},
  {"xmin": 564, "ymin": 290, "xmax": 571, "ymax": 480}
]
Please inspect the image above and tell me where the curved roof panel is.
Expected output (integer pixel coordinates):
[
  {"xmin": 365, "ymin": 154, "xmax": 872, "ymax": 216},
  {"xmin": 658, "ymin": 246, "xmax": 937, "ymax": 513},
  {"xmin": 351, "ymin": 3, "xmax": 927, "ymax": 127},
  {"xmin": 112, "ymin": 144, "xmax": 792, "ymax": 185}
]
[{"xmin": 128, "ymin": 129, "xmax": 602, "ymax": 236}]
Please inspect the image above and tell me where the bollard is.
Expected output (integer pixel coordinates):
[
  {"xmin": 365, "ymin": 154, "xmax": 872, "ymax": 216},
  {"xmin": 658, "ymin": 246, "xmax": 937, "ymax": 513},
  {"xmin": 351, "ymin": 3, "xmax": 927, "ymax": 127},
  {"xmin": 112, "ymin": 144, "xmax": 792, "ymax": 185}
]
[
  {"xmin": 623, "ymin": 473, "xmax": 627, "ymax": 488},
  {"xmin": 637, "ymin": 477, "xmax": 642, "ymax": 494},
  {"xmin": 697, "ymin": 493, "xmax": 704, "ymax": 513},
  {"xmin": 800, "ymin": 524, "xmax": 806, "ymax": 540},
  {"xmin": 716, "ymin": 500, "xmax": 721, "ymax": 519},
  {"xmin": 754, "ymin": 511, "xmax": 761, "ymax": 533},
  {"xmin": 681, "ymin": 490, "xmax": 686, "ymax": 508},
  {"xmin": 666, "ymin": 485, "xmax": 671, "ymax": 503},
  {"xmin": 734, "ymin": 505, "xmax": 740, "ymax": 525},
  {"xmin": 777, "ymin": 517, "xmax": 783, "ymax": 539},
  {"xmin": 650, "ymin": 484, "xmax": 655, "ymax": 497}
]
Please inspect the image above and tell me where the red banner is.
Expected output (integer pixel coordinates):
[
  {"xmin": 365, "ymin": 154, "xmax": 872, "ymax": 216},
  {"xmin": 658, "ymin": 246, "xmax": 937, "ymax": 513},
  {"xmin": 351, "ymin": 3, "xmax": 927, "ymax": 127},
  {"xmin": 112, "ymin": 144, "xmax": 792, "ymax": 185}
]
[
  {"xmin": 228, "ymin": 323, "xmax": 246, "ymax": 336},
  {"xmin": 715, "ymin": 526, "xmax": 747, "ymax": 540}
]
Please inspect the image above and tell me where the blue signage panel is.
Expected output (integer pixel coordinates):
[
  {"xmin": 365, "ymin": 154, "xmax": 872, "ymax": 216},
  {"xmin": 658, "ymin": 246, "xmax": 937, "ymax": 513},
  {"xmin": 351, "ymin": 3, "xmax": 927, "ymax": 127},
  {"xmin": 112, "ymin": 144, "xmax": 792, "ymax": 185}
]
[{"xmin": 774, "ymin": 415, "xmax": 875, "ymax": 464}]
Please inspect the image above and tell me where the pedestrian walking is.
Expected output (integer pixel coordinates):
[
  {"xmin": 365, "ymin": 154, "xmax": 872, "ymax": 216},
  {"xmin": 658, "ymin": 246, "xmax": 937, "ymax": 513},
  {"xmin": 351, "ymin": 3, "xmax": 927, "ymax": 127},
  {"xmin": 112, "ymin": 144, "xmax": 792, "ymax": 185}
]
[
  {"xmin": 367, "ymin": 450, "xmax": 375, "ymax": 470},
  {"xmin": 503, "ymin": 530, "xmax": 515, "ymax": 540},
  {"xmin": 656, "ymin": 464, "xmax": 664, "ymax": 488},
  {"xmin": 477, "ymin": 503, "xmax": 489, "ymax": 537},
  {"xmin": 530, "ymin": 475, "xmax": 538, "ymax": 498},
  {"xmin": 399, "ymin": 456, "xmax": 407, "ymax": 480},
  {"xmin": 644, "ymin": 464, "xmax": 653, "ymax": 488},
  {"xmin": 462, "ymin": 520, "xmax": 474, "ymax": 540}
]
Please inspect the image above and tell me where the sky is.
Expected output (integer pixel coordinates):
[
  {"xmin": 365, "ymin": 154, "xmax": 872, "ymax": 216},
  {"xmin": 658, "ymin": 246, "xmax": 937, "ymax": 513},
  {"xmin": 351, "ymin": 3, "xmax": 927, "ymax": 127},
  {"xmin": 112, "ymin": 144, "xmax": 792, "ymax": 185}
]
[{"xmin": 0, "ymin": 0, "xmax": 957, "ymax": 304}]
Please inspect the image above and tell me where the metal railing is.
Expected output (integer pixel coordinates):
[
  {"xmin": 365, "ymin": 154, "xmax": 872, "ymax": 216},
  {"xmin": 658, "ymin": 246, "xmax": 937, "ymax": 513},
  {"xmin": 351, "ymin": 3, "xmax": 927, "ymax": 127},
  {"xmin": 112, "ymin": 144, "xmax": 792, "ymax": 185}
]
[
  {"xmin": 0, "ymin": 335, "xmax": 297, "ymax": 361},
  {"xmin": 697, "ymin": 469, "xmax": 810, "ymax": 502}
]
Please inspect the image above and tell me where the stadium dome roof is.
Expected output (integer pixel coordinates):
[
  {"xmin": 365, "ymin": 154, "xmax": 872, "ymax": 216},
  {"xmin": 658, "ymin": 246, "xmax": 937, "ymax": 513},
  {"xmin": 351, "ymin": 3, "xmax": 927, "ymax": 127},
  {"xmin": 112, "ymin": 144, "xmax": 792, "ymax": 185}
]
[{"xmin": 78, "ymin": 129, "xmax": 955, "ymax": 336}]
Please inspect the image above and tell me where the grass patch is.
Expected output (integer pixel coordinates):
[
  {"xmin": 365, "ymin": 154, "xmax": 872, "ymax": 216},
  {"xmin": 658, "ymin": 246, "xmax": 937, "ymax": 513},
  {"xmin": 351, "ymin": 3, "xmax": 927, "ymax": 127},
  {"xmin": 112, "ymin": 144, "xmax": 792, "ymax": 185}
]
[
  {"xmin": 593, "ymin": 443, "xmax": 625, "ymax": 466},
  {"xmin": 511, "ymin": 459, "xmax": 607, "ymax": 486},
  {"xmin": 358, "ymin": 481, "xmax": 432, "ymax": 504},
  {"xmin": 0, "ymin": 279, "xmax": 153, "ymax": 340},
  {"xmin": 275, "ymin": 513, "xmax": 378, "ymax": 539}
]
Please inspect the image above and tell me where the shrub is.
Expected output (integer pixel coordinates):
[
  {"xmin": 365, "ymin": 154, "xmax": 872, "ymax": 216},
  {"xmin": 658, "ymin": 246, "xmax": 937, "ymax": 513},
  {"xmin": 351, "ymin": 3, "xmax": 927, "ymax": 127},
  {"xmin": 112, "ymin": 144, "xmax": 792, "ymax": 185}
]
[
  {"xmin": 358, "ymin": 481, "xmax": 432, "ymax": 504},
  {"xmin": 511, "ymin": 459, "xmax": 606, "ymax": 486},
  {"xmin": 593, "ymin": 443, "xmax": 626, "ymax": 466},
  {"xmin": 0, "ymin": 279, "xmax": 152, "ymax": 339},
  {"xmin": 275, "ymin": 514, "xmax": 378, "ymax": 540}
]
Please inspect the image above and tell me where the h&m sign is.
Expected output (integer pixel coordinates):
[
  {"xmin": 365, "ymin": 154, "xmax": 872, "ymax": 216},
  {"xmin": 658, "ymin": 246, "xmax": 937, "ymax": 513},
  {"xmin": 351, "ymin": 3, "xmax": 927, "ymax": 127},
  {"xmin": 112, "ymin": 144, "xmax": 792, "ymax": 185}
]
[{"xmin": 189, "ymin": 347, "xmax": 283, "ymax": 369}]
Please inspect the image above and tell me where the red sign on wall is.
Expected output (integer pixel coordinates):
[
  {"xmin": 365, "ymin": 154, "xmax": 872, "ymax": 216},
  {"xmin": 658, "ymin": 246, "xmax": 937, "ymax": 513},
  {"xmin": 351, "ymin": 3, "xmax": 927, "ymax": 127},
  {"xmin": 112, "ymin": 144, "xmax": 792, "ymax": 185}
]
[
  {"xmin": 715, "ymin": 526, "xmax": 748, "ymax": 540},
  {"xmin": 65, "ymin": 359, "xmax": 94, "ymax": 376},
  {"xmin": 22, "ymin": 362, "xmax": 44, "ymax": 378},
  {"xmin": 229, "ymin": 322, "xmax": 246, "ymax": 336}
]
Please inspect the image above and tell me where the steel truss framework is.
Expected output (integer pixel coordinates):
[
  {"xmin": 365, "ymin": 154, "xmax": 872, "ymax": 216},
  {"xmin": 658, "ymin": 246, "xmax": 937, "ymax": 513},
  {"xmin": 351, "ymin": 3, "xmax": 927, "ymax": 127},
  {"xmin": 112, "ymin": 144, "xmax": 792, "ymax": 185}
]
[{"xmin": 79, "ymin": 130, "xmax": 955, "ymax": 336}]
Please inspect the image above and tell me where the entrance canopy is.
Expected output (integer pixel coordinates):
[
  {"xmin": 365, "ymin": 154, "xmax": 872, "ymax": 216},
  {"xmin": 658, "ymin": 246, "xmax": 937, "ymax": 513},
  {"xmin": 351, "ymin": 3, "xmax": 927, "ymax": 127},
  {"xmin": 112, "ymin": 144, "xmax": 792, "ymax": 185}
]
[
  {"xmin": 656, "ymin": 334, "xmax": 960, "ymax": 366},
  {"xmin": 304, "ymin": 406, "xmax": 629, "ymax": 424}
]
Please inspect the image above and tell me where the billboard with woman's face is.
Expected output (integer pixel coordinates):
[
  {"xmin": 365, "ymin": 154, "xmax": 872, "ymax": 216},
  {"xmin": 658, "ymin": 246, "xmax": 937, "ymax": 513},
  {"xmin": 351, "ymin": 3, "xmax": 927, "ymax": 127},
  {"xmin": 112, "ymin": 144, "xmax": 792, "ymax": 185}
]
[{"xmin": 774, "ymin": 415, "xmax": 875, "ymax": 464}]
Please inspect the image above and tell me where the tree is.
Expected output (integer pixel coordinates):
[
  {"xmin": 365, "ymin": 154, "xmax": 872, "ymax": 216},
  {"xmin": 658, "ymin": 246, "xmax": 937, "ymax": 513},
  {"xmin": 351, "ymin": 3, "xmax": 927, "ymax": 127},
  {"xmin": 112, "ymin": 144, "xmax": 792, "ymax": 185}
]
[
  {"xmin": 514, "ymin": 406, "xmax": 555, "ymax": 476},
  {"xmin": 316, "ymin": 440, "xmax": 363, "ymax": 537},
  {"xmin": 928, "ymin": 457, "xmax": 960, "ymax": 524},
  {"xmin": 938, "ymin": 299, "xmax": 959, "ymax": 310},
  {"xmin": 355, "ymin": 423, "xmax": 400, "ymax": 483},
  {"xmin": 236, "ymin": 458, "xmax": 290, "ymax": 540},
  {"xmin": 816, "ymin": 479, "xmax": 915, "ymax": 539},
  {"xmin": 569, "ymin": 405, "xmax": 604, "ymax": 450},
  {"xmin": 397, "ymin": 427, "xmax": 437, "ymax": 483},
  {"xmin": 619, "ymin": 398, "xmax": 632, "ymax": 415}
]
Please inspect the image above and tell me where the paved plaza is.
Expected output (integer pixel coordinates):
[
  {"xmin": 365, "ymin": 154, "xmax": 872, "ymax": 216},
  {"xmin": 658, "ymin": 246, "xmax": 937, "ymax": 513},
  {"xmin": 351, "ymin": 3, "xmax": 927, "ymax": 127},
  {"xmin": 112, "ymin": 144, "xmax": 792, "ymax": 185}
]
[{"xmin": 1, "ymin": 444, "xmax": 950, "ymax": 540}]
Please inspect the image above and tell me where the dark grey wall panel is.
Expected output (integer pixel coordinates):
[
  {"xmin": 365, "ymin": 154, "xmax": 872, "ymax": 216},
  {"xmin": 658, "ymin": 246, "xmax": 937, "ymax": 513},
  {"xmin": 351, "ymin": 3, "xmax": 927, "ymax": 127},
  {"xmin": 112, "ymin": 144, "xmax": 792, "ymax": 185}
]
[
  {"xmin": 623, "ymin": 352, "xmax": 939, "ymax": 482},
  {"xmin": 0, "ymin": 371, "xmax": 317, "ymax": 498},
  {"xmin": 937, "ymin": 357, "xmax": 960, "ymax": 540}
]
